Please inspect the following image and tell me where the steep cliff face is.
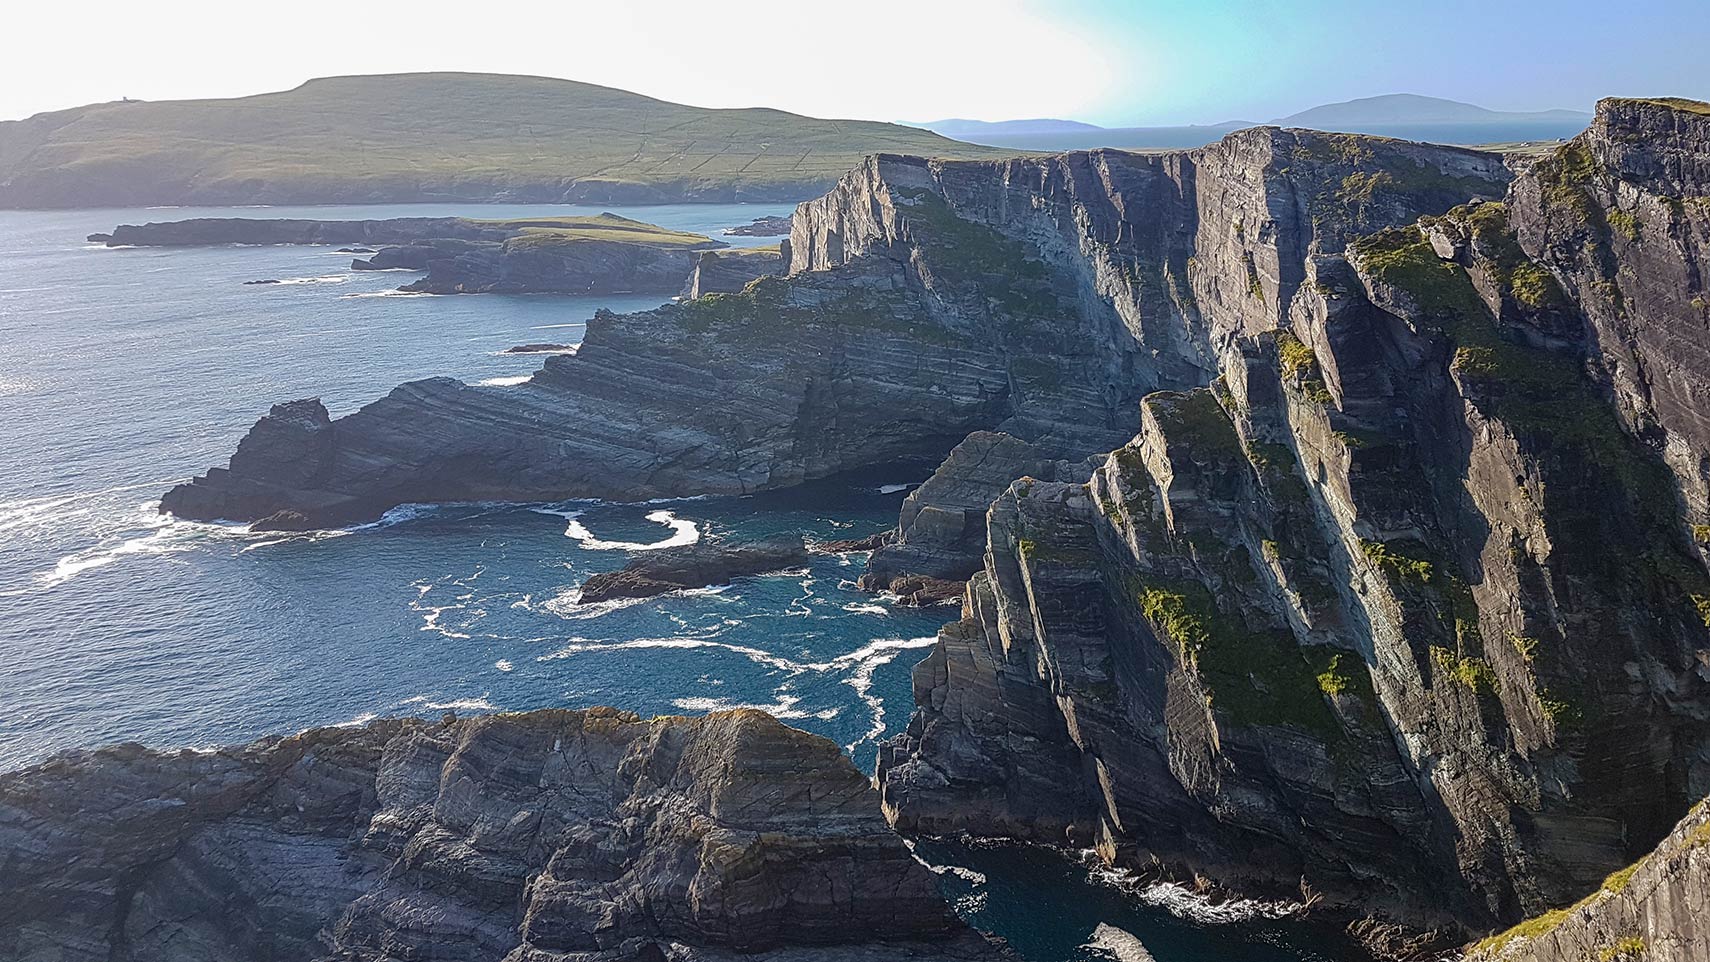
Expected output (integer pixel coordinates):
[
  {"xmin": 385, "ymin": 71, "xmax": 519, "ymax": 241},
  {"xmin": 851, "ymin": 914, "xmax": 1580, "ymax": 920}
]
[
  {"xmin": 161, "ymin": 129, "xmax": 1508, "ymax": 530},
  {"xmin": 1463, "ymin": 799, "xmax": 1710, "ymax": 962},
  {"xmin": 879, "ymin": 99, "xmax": 1710, "ymax": 944},
  {"xmin": 0, "ymin": 708, "xmax": 1002, "ymax": 962}
]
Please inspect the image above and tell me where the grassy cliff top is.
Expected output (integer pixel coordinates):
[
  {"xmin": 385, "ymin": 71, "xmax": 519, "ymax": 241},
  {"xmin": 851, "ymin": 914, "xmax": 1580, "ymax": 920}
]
[
  {"xmin": 484, "ymin": 213, "xmax": 716, "ymax": 250},
  {"xmin": 1607, "ymin": 96, "xmax": 1710, "ymax": 116},
  {"xmin": 0, "ymin": 72, "xmax": 1011, "ymax": 208}
]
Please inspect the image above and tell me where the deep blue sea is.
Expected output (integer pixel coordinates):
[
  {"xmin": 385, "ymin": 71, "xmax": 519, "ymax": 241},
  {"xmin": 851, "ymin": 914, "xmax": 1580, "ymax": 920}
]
[{"xmin": 0, "ymin": 202, "xmax": 1365, "ymax": 962}]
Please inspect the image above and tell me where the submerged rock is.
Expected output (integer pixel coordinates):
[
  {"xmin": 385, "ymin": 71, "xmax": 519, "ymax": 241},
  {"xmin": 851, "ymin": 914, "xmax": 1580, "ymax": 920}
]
[
  {"xmin": 0, "ymin": 708, "xmax": 1007, "ymax": 962},
  {"xmin": 576, "ymin": 536, "xmax": 810, "ymax": 604},
  {"xmin": 503, "ymin": 342, "xmax": 576, "ymax": 354}
]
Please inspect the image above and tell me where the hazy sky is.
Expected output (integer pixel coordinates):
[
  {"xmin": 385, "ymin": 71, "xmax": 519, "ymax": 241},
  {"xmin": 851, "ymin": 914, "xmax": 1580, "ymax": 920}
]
[{"xmin": 5, "ymin": 0, "xmax": 1706, "ymax": 125}]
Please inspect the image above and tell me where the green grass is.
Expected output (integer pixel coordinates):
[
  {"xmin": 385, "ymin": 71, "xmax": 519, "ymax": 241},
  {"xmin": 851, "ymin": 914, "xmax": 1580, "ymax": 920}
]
[
  {"xmin": 490, "ymin": 214, "xmax": 716, "ymax": 250},
  {"xmin": 1617, "ymin": 97, "xmax": 1710, "ymax": 116},
  {"xmin": 0, "ymin": 72, "xmax": 1012, "ymax": 208}
]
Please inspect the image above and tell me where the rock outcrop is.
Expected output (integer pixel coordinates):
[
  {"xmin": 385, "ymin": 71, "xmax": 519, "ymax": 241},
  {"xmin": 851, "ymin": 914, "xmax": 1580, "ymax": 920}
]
[
  {"xmin": 860, "ymin": 431, "xmax": 1098, "ymax": 598},
  {"xmin": 94, "ymin": 213, "xmax": 725, "ymax": 296},
  {"xmin": 683, "ymin": 247, "xmax": 786, "ymax": 298},
  {"xmin": 1464, "ymin": 799, "xmax": 1710, "ymax": 962},
  {"xmin": 723, "ymin": 215, "xmax": 794, "ymax": 237},
  {"xmin": 878, "ymin": 98, "xmax": 1710, "ymax": 947},
  {"xmin": 576, "ymin": 536, "xmax": 809, "ymax": 604},
  {"xmin": 0, "ymin": 708, "xmax": 1004, "ymax": 962},
  {"xmin": 162, "ymin": 126, "xmax": 1503, "ymax": 530}
]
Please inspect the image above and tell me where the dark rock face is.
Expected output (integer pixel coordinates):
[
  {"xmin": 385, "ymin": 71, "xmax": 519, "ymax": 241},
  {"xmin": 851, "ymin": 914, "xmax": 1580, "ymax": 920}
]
[
  {"xmin": 723, "ymin": 215, "xmax": 794, "ymax": 237},
  {"xmin": 1463, "ymin": 798, "xmax": 1710, "ymax": 962},
  {"xmin": 0, "ymin": 708, "xmax": 1003, "ymax": 962},
  {"xmin": 683, "ymin": 247, "xmax": 786, "ymax": 298},
  {"xmin": 504, "ymin": 342, "xmax": 576, "ymax": 354},
  {"xmin": 880, "ymin": 99, "xmax": 1710, "ymax": 942},
  {"xmin": 861, "ymin": 431, "xmax": 1097, "ymax": 597},
  {"xmin": 576, "ymin": 536, "xmax": 809, "ymax": 604},
  {"xmin": 162, "ymin": 128, "xmax": 1503, "ymax": 530},
  {"xmin": 394, "ymin": 238, "xmax": 704, "ymax": 296}
]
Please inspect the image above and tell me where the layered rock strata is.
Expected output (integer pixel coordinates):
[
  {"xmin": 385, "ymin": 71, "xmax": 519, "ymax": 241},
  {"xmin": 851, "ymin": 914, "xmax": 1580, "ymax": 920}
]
[
  {"xmin": 163, "ymin": 125, "xmax": 1504, "ymax": 530},
  {"xmin": 1463, "ymin": 799, "xmax": 1710, "ymax": 962},
  {"xmin": 879, "ymin": 98, "xmax": 1710, "ymax": 946},
  {"xmin": 683, "ymin": 247, "xmax": 787, "ymax": 298},
  {"xmin": 0, "ymin": 708, "xmax": 1003, "ymax": 962}
]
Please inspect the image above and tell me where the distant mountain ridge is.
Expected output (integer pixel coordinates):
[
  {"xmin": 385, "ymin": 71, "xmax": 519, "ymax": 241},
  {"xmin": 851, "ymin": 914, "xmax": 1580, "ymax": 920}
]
[
  {"xmin": 0, "ymin": 72, "xmax": 1010, "ymax": 209},
  {"xmin": 922, "ymin": 93, "xmax": 1592, "ymax": 152},
  {"xmin": 1275, "ymin": 92, "xmax": 1590, "ymax": 126}
]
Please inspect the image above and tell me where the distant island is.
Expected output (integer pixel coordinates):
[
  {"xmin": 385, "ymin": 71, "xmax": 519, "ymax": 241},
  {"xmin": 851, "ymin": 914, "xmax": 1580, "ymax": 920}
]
[
  {"xmin": 90, "ymin": 212, "xmax": 782, "ymax": 296},
  {"xmin": 0, "ymin": 72, "xmax": 1010, "ymax": 209}
]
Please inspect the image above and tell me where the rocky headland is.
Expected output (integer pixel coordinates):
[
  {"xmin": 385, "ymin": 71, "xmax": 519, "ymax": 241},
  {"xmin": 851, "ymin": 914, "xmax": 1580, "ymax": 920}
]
[
  {"xmin": 682, "ymin": 247, "xmax": 787, "ymax": 298},
  {"xmin": 0, "ymin": 707, "xmax": 1006, "ymax": 962},
  {"xmin": 575, "ymin": 536, "xmax": 810, "ymax": 604},
  {"xmin": 92, "ymin": 213, "xmax": 725, "ymax": 296},
  {"xmin": 153, "ymin": 98, "xmax": 1710, "ymax": 954},
  {"xmin": 723, "ymin": 215, "xmax": 795, "ymax": 237}
]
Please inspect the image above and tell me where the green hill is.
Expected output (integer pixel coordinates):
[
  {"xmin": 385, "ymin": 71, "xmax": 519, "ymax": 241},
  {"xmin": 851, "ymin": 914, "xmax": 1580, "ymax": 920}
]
[{"xmin": 0, "ymin": 72, "xmax": 1011, "ymax": 209}]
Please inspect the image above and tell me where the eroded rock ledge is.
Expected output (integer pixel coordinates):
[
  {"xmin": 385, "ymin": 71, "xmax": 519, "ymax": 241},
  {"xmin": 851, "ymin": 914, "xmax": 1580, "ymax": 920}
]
[{"xmin": 0, "ymin": 708, "xmax": 1005, "ymax": 962}]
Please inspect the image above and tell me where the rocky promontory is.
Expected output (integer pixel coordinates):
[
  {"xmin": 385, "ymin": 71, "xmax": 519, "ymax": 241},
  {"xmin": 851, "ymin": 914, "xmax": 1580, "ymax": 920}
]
[
  {"xmin": 0, "ymin": 707, "xmax": 1006, "ymax": 962},
  {"xmin": 151, "ymin": 100, "xmax": 1710, "ymax": 951},
  {"xmin": 93, "ymin": 213, "xmax": 727, "ymax": 296},
  {"xmin": 682, "ymin": 246, "xmax": 786, "ymax": 298},
  {"xmin": 723, "ymin": 215, "xmax": 794, "ymax": 237},
  {"xmin": 576, "ymin": 536, "xmax": 809, "ymax": 604}
]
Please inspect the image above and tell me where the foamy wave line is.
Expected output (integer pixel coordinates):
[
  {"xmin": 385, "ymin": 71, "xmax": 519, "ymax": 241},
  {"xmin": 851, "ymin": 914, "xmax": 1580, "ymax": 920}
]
[
  {"xmin": 267, "ymin": 274, "xmax": 350, "ymax": 285},
  {"xmin": 671, "ymin": 694, "xmax": 839, "ymax": 721},
  {"xmin": 477, "ymin": 374, "xmax": 534, "ymax": 387},
  {"xmin": 1083, "ymin": 857, "xmax": 1302, "ymax": 924},
  {"xmin": 545, "ymin": 508, "xmax": 701, "ymax": 551},
  {"xmin": 340, "ymin": 290, "xmax": 433, "ymax": 298}
]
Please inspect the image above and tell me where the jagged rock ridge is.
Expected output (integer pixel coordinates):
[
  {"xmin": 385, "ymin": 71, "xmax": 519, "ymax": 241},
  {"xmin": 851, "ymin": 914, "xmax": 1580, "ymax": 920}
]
[
  {"xmin": 161, "ymin": 125, "xmax": 1506, "ymax": 530},
  {"xmin": 878, "ymin": 98, "xmax": 1710, "ymax": 946},
  {"xmin": 0, "ymin": 708, "xmax": 1003, "ymax": 962}
]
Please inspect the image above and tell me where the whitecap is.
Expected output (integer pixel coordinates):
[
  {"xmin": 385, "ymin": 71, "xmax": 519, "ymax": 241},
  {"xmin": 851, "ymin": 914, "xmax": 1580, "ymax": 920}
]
[
  {"xmin": 561, "ymin": 509, "xmax": 700, "ymax": 550},
  {"xmin": 423, "ymin": 695, "xmax": 497, "ymax": 711},
  {"xmin": 476, "ymin": 375, "xmax": 534, "ymax": 387},
  {"xmin": 841, "ymin": 602, "xmax": 890, "ymax": 616},
  {"xmin": 339, "ymin": 290, "xmax": 433, "ymax": 298},
  {"xmin": 670, "ymin": 693, "xmax": 837, "ymax": 721},
  {"xmin": 494, "ymin": 660, "xmax": 514, "ymax": 672}
]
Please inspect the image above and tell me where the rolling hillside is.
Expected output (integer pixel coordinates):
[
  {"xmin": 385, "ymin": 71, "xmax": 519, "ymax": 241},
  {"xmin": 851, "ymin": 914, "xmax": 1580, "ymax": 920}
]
[{"xmin": 0, "ymin": 72, "xmax": 1010, "ymax": 208}]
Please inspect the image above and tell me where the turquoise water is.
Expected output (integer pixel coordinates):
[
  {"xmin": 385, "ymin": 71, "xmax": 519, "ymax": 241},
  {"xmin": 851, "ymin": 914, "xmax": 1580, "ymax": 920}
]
[{"xmin": 0, "ymin": 202, "xmax": 1366, "ymax": 961}]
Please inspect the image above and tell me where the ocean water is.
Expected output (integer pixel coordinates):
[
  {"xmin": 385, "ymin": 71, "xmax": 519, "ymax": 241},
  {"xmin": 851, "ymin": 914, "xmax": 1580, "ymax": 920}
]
[{"xmin": 0, "ymin": 202, "xmax": 1366, "ymax": 962}]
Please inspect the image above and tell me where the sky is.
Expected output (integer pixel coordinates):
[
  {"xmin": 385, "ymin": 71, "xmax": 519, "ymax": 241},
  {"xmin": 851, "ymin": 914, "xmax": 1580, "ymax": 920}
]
[{"xmin": 3, "ymin": 0, "xmax": 1706, "ymax": 126}]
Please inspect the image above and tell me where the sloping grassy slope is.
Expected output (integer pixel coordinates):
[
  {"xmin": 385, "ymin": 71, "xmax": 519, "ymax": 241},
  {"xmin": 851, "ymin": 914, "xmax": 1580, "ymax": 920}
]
[{"xmin": 0, "ymin": 72, "xmax": 1010, "ymax": 208}]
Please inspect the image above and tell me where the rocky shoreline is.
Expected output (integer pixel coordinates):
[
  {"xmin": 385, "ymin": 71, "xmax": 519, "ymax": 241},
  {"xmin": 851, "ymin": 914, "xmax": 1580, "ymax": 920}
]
[
  {"xmin": 92, "ymin": 213, "xmax": 741, "ymax": 296},
  {"xmin": 0, "ymin": 708, "xmax": 1009, "ymax": 962},
  {"xmin": 137, "ymin": 98, "xmax": 1710, "ymax": 954},
  {"xmin": 575, "ymin": 536, "xmax": 810, "ymax": 604}
]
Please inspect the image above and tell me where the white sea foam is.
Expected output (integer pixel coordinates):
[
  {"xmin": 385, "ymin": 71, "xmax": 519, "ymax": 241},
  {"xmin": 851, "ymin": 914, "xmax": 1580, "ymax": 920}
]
[
  {"xmin": 671, "ymin": 694, "xmax": 839, "ymax": 721},
  {"xmin": 494, "ymin": 660, "xmax": 514, "ymax": 672},
  {"xmin": 841, "ymin": 602, "xmax": 889, "ymax": 616},
  {"xmin": 837, "ymin": 636, "xmax": 938, "ymax": 749},
  {"xmin": 1083, "ymin": 859, "xmax": 1301, "ymax": 924},
  {"xmin": 339, "ymin": 290, "xmax": 433, "ymax": 298},
  {"xmin": 560, "ymin": 509, "xmax": 700, "ymax": 550},
  {"xmin": 476, "ymin": 375, "xmax": 534, "ymax": 387}
]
